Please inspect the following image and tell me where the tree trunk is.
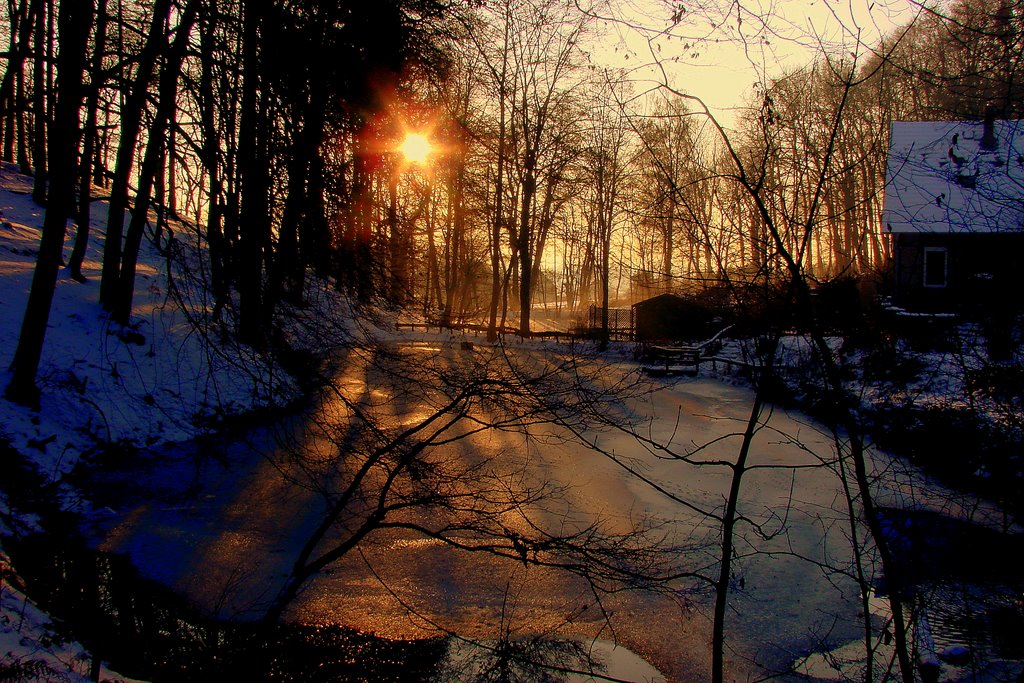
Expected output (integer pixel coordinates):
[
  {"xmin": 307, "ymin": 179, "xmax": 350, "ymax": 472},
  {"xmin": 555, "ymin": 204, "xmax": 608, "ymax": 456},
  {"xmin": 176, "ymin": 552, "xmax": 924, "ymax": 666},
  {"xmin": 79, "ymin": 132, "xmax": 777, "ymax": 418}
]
[
  {"xmin": 0, "ymin": 0, "xmax": 33, "ymax": 162},
  {"xmin": 486, "ymin": 19, "xmax": 510, "ymax": 342},
  {"xmin": 517, "ymin": 157, "xmax": 535, "ymax": 337},
  {"xmin": 351, "ymin": 151, "xmax": 374, "ymax": 301},
  {"xmin": 16, "ymin": 52, "xmax": 30, "ymax": 173},
  {"xmin": 387, "ymin": 165, "xmax": 405, "ymax": 304},
  {"xmin": 236, "ymin": 0, "xmax": 270, "ymax": 348},
  {"xmin": 68, "ymin": 0, "xmax": 108, "ymax": 282},
  {"xmin": 111, "ymin": 1, "xmax": 198, "ymax": 325},
  {"xmin": 707, "ymin": 326, "xmax": 787, "ymax": 682},
  {"xmin": 198, "ymin": 0, "xmax": 227, "ymax": 316},
  {"xmin": 662, "ymin": 204, "xmax": 674, "ymax": 293},
  {"xmin": 99, "ymin": 0, "xmax": 174, "ymax": 308},
  {"xmin": 443, "ymin": 161, "xmax": 466, "ymax": 324},
  {"xmin": 598, "ymin": 208, "xmax": 611, "ymax": 350},
  {"xmin": 6, "ymin": 0, "xmax": 93, "ymax": 404},
  {"xmin": 487, "ymin": 163, "xmax": 504, "ymax": 340},
  {"xmin": 29, "ymin": 0, "xmax": 46, "ymax": 205},
  {"xmin": 299, "ymin": 69, "xmax": 329, "ymax": 280},
  {"xmin": 275, "ymin": 121, "xmax": 307, "ymax": 304},
  {"xmin": 166, "ymin": 121, "xmax": 177, "ymax": 216}
]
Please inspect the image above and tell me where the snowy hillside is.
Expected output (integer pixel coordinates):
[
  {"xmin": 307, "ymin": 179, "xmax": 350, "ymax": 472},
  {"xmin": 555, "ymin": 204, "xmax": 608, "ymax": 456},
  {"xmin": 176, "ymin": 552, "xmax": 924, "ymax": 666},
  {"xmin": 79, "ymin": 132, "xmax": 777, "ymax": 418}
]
[
  {"xmin": 0, "ymin": 164, "xmax": 295, "ymax": 681},
  {"xmin": 0, "ymin": 164, "xmax": 294, "ymax": 479}
]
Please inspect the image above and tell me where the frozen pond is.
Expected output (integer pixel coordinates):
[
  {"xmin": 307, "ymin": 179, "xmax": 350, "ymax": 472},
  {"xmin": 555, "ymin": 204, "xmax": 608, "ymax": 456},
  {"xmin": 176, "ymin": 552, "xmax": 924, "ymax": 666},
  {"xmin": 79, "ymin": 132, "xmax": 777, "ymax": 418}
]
[{"xmin": 76, "ymin": 339, "xmax": 1021, "ymax": 682}]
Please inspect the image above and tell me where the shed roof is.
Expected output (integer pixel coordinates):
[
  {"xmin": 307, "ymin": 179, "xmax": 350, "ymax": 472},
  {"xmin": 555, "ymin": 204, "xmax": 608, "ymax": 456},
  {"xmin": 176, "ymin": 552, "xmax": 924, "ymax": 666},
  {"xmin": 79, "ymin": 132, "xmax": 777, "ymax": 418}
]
[
  {"xmin": 632, "ymin": 292, "xmax": 687, "ymax": 309},
  {"xmin": 882, "ymin": 119, "xmax": 1024, "ymax": 234}
]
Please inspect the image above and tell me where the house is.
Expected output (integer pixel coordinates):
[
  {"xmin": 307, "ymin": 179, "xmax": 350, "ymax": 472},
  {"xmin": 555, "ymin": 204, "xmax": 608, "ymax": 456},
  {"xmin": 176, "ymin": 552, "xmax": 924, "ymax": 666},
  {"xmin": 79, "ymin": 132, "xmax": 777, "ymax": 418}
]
[
  {"xmin": 883, "ymin": 115, "xmax": 1024, "ymax": 313},
  {"xmin": 632, "ymin": 293, "xmax": 718, "ymax": 343}
]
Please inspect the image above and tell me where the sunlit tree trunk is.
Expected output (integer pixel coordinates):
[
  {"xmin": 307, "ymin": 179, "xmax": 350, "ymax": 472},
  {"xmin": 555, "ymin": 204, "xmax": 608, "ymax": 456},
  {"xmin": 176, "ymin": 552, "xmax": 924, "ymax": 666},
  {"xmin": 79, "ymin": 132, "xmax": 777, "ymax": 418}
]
[{"xmin": 441, "ymin": 124, "xmax": 468, "ymax": 324}]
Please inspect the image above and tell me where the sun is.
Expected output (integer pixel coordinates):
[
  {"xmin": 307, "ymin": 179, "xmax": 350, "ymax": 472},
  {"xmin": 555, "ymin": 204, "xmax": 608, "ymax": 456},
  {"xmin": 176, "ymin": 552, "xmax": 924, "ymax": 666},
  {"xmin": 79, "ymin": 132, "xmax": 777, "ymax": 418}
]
[{"xmin": 398, "ymin": 132, "xmax": 433, "ymax": 165}]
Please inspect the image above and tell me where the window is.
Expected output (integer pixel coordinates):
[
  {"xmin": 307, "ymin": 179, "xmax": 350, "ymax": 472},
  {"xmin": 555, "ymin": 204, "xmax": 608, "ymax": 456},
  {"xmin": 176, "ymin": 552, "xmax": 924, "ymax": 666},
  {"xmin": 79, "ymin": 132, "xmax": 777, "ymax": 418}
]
[{"xmin": 923, "ymin": 247, "xmax": 948, "ymax": 288}]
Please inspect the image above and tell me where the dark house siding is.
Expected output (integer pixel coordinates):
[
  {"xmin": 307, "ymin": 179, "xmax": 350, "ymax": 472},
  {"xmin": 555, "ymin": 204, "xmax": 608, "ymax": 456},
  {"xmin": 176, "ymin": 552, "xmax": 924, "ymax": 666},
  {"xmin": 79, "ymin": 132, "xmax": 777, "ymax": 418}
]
[
  {"xmin": 632, "ymin": 293, "xmax": 717, "ymax": 343},
  {"xmin": 893, "ymin": 232, "xmax": 1024, "ymax": 312}
]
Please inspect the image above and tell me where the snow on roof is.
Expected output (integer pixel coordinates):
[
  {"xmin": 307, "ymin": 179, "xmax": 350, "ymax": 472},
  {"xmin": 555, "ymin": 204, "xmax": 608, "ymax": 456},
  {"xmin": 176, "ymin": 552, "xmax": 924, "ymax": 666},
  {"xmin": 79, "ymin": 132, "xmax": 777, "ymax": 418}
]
[{"xmin": 882, "ymin": 119, "xmax": 1024, "ymax": 234}]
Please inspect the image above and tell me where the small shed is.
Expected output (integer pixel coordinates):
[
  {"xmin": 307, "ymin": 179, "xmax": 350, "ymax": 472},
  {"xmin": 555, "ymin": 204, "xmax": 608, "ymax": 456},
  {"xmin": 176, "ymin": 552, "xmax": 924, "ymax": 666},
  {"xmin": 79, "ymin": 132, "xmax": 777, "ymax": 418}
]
[
  {"xmin": 632, "ymin": 293, "xmax": 717, "ymax": 343},
  {"xmin": 882, "ymin": 116, "xmax": 1024, "ymax": 313}
]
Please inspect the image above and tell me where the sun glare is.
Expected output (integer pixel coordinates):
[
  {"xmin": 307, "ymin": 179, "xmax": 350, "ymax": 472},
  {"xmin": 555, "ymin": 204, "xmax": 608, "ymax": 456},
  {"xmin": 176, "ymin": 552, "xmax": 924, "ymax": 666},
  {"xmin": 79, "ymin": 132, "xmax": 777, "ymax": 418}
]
[{"xmin": 399, "ymin": 132, "xmax": 433, "ymax": 164}]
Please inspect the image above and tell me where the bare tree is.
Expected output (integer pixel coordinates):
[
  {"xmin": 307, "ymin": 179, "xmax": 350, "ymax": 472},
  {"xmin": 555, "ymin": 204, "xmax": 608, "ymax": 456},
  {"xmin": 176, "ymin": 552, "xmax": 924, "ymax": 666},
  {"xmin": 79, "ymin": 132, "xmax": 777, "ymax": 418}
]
[
  {"xmin": 0, "ymin": 0, "xmax": 38, "ymax": 168},
  {"xmin": 258, "ymin": 333, "xmax": 688, "ymax": 629},
  {"xmin": 564, "ymin": 1, "xmax": 943, "ymax": 679},
  {"xmin": 98, "ymin": 0, "xmax": 175, "ymax": 310},
  {"xmin": 110, "ymin": 0, "xmax": 200, "ymax": 325},
  {"xmin": 582, "ymin": 86, "xmax": 630, "ymax": 349},
  {"xmin": 6, "ymin": 0, "xmax": 94, "ymax": 403},
  {"xmin": 66, "ymin": 0, "xmax": 110, "ymax": 283},
  {"xmin": 463, "ymin": 0, "xmax": 591, "ymax": 336}
]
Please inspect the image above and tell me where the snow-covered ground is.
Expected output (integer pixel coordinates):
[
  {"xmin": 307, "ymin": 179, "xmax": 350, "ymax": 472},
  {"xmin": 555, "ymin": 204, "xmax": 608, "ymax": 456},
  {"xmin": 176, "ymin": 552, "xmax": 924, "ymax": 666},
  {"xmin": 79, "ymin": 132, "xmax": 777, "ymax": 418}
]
[{"xmin": 0, "ymin": 165, "xmax": 291, "ymax": 481}]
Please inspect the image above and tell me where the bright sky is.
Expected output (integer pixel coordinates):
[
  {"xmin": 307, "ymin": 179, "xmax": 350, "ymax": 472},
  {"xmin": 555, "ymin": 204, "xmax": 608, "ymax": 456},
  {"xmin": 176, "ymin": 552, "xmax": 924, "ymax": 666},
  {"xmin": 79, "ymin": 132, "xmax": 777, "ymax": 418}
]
[{"xmin": 591, "ymin": 0, "xmax": 925, "ymax": 127}]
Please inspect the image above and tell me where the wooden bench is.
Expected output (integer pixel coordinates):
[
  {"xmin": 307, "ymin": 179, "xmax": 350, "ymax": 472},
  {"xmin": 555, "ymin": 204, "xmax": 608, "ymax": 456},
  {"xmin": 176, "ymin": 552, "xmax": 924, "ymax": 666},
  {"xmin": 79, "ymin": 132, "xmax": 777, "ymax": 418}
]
[
  {"xmin": 643, "ymin": 344, "xmax": 701, "ymax": 376},
  {"xmin": 639, "ymin": 325, "xmax": 734, "ymax": 377}
]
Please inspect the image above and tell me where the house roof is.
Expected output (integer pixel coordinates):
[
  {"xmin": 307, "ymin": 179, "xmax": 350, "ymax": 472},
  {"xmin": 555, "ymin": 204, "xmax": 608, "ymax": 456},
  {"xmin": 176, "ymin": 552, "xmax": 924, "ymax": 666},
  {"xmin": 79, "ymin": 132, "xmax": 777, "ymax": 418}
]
[{"xmin": 882, "ymin": 119, "xmax": 1024, "ymax": 234}]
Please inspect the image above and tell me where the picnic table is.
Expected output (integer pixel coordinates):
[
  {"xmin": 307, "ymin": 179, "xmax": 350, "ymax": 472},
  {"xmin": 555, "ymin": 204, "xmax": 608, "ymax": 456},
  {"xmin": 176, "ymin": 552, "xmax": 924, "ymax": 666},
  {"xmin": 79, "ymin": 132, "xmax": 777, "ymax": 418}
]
[
  {"xmin": 643, "ymin": 344, "xmax": 702, "ymax": 375},
  {"xmin": 640, "ymin": 324, "xmax": 733, "ymax": 376}
]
